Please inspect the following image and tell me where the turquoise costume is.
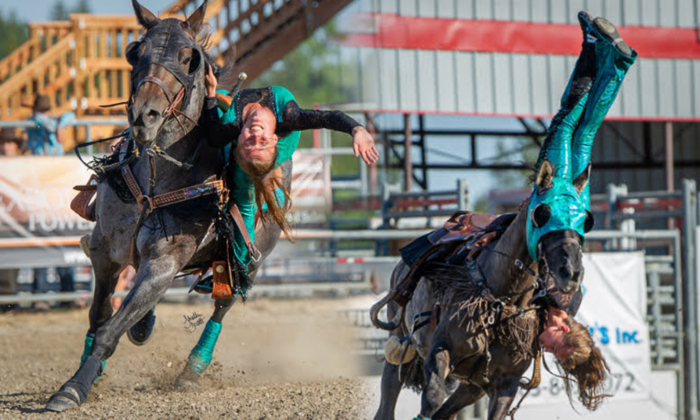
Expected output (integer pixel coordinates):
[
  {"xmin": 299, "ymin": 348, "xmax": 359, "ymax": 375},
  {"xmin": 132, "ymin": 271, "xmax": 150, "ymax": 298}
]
[
  {"xmin": 204, "ymin": 85, "xmax": 361, "ymax": 272},
  {"xmin": 526, "ymin": 15, "xmax": 637, "ymax": 261},
  {"xmin": 215, "ymin": 86, "xmax": 299, "ymax": 270}
]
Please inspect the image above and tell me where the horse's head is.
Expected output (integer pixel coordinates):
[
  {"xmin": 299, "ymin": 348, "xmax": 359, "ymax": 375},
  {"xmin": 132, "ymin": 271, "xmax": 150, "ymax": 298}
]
[
  {"xmin": 526, "ymin": 160, "xmax": 593, "ymax": 294},
  {"xmin": 126, "ymin": 0, "xmax": 208, "ymax": 144}
]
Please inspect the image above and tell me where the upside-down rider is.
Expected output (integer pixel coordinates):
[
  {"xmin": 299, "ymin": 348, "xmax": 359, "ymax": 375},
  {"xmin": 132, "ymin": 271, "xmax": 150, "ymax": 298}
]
[
  {"xmin": 495, "ymin": 12, "xmax": 635, "ymax": 409},
  {"xmin": 197, "ymin": 65, "xmax": 379, "ymax": 292},
  {"xmin": 395, "ymin": 12, "xmax": 636, "ymax": 415}
]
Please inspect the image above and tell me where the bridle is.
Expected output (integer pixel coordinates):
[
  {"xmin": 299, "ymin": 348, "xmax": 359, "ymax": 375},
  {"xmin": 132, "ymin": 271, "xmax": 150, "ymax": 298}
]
[{"xmin": 126, "ymin": 19, "xmax": 204, "ymax": 143}]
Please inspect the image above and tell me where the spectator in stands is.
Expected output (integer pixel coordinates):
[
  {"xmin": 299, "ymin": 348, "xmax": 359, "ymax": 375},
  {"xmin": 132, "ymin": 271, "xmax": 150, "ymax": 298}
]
[
  {"xmin": 25, "ymin": 94, "xmax": 78, "ymax": 308},
  {"xmin": 0, "ymin": 128, "xmax": 24, "ymax": 156}
]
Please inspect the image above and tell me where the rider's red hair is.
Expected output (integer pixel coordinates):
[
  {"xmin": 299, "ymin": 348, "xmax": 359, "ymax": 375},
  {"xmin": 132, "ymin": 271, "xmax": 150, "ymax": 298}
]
[{"xmin": 559, "ymin": 317, "xmax": 611, "ymax": 410}]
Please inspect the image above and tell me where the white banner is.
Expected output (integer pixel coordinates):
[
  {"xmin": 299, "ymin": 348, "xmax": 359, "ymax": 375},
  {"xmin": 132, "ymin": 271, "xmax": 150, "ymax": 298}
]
[{"xmin": 518, "ymin": 252, "xmax": 651, "ymax": 406}]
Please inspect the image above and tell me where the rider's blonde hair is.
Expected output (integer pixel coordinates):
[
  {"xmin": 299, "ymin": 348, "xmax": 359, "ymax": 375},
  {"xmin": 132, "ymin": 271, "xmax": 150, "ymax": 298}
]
[
  {"xmin": 559, "ymin": 317, "xmax": 611, "ymax": 410},
  {"xmin": 233, "ymin": 145, "xmax": 293, "ymax": 240}
]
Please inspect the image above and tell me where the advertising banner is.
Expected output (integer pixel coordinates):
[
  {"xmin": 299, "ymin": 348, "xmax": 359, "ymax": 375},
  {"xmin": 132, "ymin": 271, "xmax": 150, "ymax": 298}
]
[
  {"xmin": 288, "ymin": 152, "xmax": 331, "ymax": 227},
  {"xmin": 0, "ymin": 152, "xmax": 331, "ymax": 268},
  {"xmin": 518, "ymin": 252, "xmax": 651, "ymax": 406}
]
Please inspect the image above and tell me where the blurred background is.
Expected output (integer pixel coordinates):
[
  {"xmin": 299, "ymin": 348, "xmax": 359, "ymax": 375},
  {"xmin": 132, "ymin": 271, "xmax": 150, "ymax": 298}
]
[{"xmin": 0, "ymin": 0, "xmax": 699, "ymax": 419}]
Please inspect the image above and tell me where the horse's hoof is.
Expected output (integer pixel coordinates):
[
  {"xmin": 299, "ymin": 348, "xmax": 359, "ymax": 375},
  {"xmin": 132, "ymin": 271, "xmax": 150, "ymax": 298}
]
[
  {"xmin": 128, "ymin": 308, "xmax": 156, "ymax": 346},
  {"xmin": 174, "ymin": 367, "xmax": 200, "ymax": 391},
  {"xmin": 45, "ymin": 388, "xmax": 81, "ymax": 412}
]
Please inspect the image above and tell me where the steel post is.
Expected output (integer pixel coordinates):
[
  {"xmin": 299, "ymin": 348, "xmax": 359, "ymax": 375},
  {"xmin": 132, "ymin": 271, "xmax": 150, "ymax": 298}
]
[
  {"xmin": 683, "ymin": 179, "xmax": 699, "ymax": 420},
  {"xmin": 403, "ymin": 113, "xmax": 412, "ymax": 192},
  {"xmin": 458, "ymin": 179, "xmax": 470, "ymax": 210}
]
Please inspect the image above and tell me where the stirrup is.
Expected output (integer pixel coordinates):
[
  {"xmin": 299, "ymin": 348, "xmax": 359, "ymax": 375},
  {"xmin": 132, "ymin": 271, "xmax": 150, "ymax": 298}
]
[{"xmin": 193, "ymin": 276, "xmax": 213, "ymax": 294}]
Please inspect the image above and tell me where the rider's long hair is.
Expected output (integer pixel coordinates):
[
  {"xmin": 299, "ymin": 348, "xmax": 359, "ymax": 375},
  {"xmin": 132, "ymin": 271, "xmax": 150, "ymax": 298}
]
[
  {"xmin": 233, "ymin": 145, "xmax": 293, "ymax": 240},
  {"xmin": 559, "ymin": 317, "xmax": 611, "ymax": 410}
]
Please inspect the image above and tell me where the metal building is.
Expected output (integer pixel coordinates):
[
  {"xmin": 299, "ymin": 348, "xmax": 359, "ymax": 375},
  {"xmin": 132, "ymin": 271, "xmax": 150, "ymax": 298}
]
[{"xmin": 333, "ymin": 0, "xmax": 700, "ymax": 194}]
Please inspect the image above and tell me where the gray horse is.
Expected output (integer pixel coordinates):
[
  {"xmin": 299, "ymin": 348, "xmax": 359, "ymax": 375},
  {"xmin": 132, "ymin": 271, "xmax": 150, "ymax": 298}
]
[
  {"xmin": 371, "ymin": 160, "xmax": 590, "ymax": 420},
  {"xmin": 46, "ymin": 0, "xmax": 288, "ymax": 412}
]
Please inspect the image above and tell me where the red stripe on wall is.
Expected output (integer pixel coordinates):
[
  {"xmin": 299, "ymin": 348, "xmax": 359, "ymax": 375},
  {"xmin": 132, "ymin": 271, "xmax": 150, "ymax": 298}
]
[{"xmin": 342, "ymin": 13, "xmax": 700, "ymax": 60}]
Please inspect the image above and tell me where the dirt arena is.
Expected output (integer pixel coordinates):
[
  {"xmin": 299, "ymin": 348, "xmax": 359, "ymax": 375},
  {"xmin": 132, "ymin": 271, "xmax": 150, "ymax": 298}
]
[{"xmin": 0, "ymin": 296, "xmax": 383, "ymax": 419}]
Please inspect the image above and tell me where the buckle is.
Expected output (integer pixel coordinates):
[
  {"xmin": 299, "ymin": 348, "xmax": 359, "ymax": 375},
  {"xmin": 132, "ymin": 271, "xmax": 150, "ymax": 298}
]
[{"xmin": 248, "ymin": 244, "xmax": 262, "ymax": 263}]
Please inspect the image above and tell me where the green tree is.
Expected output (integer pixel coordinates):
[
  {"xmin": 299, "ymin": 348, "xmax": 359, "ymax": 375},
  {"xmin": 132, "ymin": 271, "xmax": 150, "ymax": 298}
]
[
  {"xmin": 50, "ymin": 1, "xmax": 69, "ymax": 20},
  {"xmin": 0, "ymin": 9, "xmax": 28, "ymax": 62},
  {"xmin": 50, "ymin": 0, "xmax": 91, "ymax": 21}
]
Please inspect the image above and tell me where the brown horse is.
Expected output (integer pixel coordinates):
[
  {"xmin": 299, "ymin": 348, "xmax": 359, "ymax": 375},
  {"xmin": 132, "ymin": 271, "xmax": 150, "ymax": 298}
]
[{"xmin": 371, "ymin": 160, "xmax": 589, "ymax": 420}]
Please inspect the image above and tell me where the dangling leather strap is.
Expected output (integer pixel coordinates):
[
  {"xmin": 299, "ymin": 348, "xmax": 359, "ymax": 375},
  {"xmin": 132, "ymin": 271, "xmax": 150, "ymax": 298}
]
[{"xmin": 228, "ymin": 204, "xmax": 261, "ymax": 263}]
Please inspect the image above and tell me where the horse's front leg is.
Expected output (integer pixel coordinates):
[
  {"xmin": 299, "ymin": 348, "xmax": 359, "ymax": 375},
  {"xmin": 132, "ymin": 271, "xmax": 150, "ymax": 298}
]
[
  {"xmin": 45, "ymin": 253, "xmax": 183, "ymax": 412},
  {"xmin": 75, "ymin": 229, "xmax": 122, "ymax": 379},
  {"xmin": 420, "ymin": 343, "xmax": 451, "ymax": 418},
  {"xmin": 432, "ymin": 382, "xmax": 485, "ymax": 420},
  {"xmin": 174, "ymin": 297, "xmax": 235, "ymax": 390},
  {"xmin": 486, "ymin": 378, "xmax": 519, "ymax": 420}
]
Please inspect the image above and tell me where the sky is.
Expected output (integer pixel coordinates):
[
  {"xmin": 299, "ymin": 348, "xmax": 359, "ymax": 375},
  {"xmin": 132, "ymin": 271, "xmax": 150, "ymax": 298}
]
[{"xmin": 4, "ymin": 0, "xmax": 174, "ymax": 22}]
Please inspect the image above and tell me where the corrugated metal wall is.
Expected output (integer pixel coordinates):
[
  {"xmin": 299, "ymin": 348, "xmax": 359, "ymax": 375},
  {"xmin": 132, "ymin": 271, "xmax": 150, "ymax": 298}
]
[
  {"xmin": 591, "ymin": 121, "xmax": 700, "ymax": 192},
  {"xmin": 337, "ymin": 0, "xmax": 700, "ymax": 120}
]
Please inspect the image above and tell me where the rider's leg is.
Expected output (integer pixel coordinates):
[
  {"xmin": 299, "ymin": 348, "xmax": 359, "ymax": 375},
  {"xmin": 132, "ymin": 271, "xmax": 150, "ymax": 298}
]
[
  {"xmin": 533, "ymin": 11, "xmax": 598, "ymax": 178},
  {"xmin": 570, "ymin": 16, "xmax": 637, "ymax": 207}
]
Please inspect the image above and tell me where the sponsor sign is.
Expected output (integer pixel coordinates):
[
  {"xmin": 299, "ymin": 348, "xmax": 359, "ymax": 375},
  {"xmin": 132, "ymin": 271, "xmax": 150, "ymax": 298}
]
[
  {"xmin": 288, "ymin": 152, "xmax": 331, "ymax": 226},
  {"xmin": 0, "ymin": 152, "xmax": 332, "ymax": 267}
]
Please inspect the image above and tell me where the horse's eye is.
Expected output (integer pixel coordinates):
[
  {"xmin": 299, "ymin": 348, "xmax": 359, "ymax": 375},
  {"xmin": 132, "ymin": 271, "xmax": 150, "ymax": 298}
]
[
  {"xmin": 178, "ymin": 47, "xmax": 201, "ymax": 75},
  {"xmin": 584, "ymin": 210, "xmax": 595, "ymax": 233},
  {"xmin": 530, "ymin": 204, "xmax": 551, "ymax": 228},
  {"xmin": 125, "ymin": 41, "xmax": 142, "ymax": 66}
]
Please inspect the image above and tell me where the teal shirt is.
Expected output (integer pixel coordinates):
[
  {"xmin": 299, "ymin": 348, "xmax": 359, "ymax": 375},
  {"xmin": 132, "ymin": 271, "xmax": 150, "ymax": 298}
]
[{"xmin": 217, "ymin": 86, "xmax": 297, "ymax": 267}]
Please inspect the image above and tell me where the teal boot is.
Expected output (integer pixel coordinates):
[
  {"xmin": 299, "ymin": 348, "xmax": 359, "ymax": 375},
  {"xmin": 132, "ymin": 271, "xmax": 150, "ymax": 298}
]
[
  {"xmin": 571, "ymin": 17, "xmax": 637, "ymax": 207},
  {"xmin": 80, "ymin": 332, "xmax": 107, "ymax": 383},
  {"xmin": 186, "ymin": 319, "xmax": 222, "ymax": 374},
  {"xmin": 534, "ymin": 14, "xmax": 597, "ymax": 178}
]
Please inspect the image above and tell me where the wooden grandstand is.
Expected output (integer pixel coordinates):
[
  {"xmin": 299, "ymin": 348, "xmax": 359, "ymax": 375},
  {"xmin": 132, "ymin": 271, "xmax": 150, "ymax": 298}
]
[{"xmin": 0, "ymin": 0, "xmax": 352, "ymax": 123}]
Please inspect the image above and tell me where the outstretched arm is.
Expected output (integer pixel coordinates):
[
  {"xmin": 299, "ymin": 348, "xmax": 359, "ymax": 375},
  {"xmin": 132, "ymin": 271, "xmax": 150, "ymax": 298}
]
[
  {"xmin": 281, "ymin": 101, "xmax": 379, "ymax": 165},
  {"xmin": 203, "ymin": 66, "xmax": 241, "ymax": 147}
]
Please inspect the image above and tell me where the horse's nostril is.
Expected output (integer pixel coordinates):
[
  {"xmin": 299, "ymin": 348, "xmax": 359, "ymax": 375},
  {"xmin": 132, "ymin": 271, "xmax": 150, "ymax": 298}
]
[
  {"xmin": 143, "ymin": 109, "xmax": 161, "ymax": 126},
  {"xmin": 559, "ymin": 266, "xmax": 572, "ymax": 280}
]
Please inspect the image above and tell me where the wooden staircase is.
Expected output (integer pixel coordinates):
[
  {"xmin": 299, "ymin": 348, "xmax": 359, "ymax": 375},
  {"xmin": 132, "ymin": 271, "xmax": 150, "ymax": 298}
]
[{"xmin": 0, "ymin": 0, "xmax": 353, "ymax": 121}]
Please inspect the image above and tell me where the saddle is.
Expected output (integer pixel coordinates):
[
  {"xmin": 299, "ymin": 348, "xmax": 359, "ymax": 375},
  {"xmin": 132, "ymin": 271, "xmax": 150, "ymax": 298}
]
[{"xmin": 393, "ymin": 211, "xmax": 516, "ymax": 307}]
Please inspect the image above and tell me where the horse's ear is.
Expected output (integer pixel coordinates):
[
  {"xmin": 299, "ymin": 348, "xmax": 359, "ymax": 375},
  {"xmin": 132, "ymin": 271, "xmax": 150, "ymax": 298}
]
[
  {"xmin": 186, "ymin": 0, "xmax": 208, "ymax": 35},
  {"xmin": 535, "ymin": 160, "xmax": 554, "ymax": 190},
  {"xmin": 573, "ymin": 163, "xmax": 591, "ymax": 194},
  {"xmin": 132, "ymin": 0, "xmax": 160, "ymax": 29}
]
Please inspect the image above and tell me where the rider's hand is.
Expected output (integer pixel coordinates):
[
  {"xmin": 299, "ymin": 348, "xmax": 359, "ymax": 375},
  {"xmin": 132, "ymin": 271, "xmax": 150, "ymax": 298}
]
[
  {"xmin": 205, "ymin": 65, "xmax": 217, "ymax": 98},
  {"xmin": 352, "ymin": 126, "xmax": 379, "ymax": 165}
]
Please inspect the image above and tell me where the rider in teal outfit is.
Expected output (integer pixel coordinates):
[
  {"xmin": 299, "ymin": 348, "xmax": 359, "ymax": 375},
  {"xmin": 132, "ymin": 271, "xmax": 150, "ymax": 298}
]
[
  {"xmin": 526, "ymin": 13, "xmax": 637, "ymax": 263},
  {"xmin": 203, "ymin": 69, "xmax": 379, "ymax": 273}
]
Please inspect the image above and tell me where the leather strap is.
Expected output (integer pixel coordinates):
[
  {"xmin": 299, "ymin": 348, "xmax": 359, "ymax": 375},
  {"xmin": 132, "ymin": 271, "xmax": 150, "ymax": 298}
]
[
  {"xmin": 229, "ymin": 204, "xmax": 261, "ymax": 262},
  {"xmin": 70, "ymin": 174, "xmax": 99, "ymax": 222}
]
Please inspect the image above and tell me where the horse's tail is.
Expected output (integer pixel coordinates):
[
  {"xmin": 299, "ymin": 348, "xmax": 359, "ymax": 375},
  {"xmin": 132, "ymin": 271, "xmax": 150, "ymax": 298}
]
[{"xmin": 370, "ymin": 291, "xmax": 403, "ymax": 331}]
